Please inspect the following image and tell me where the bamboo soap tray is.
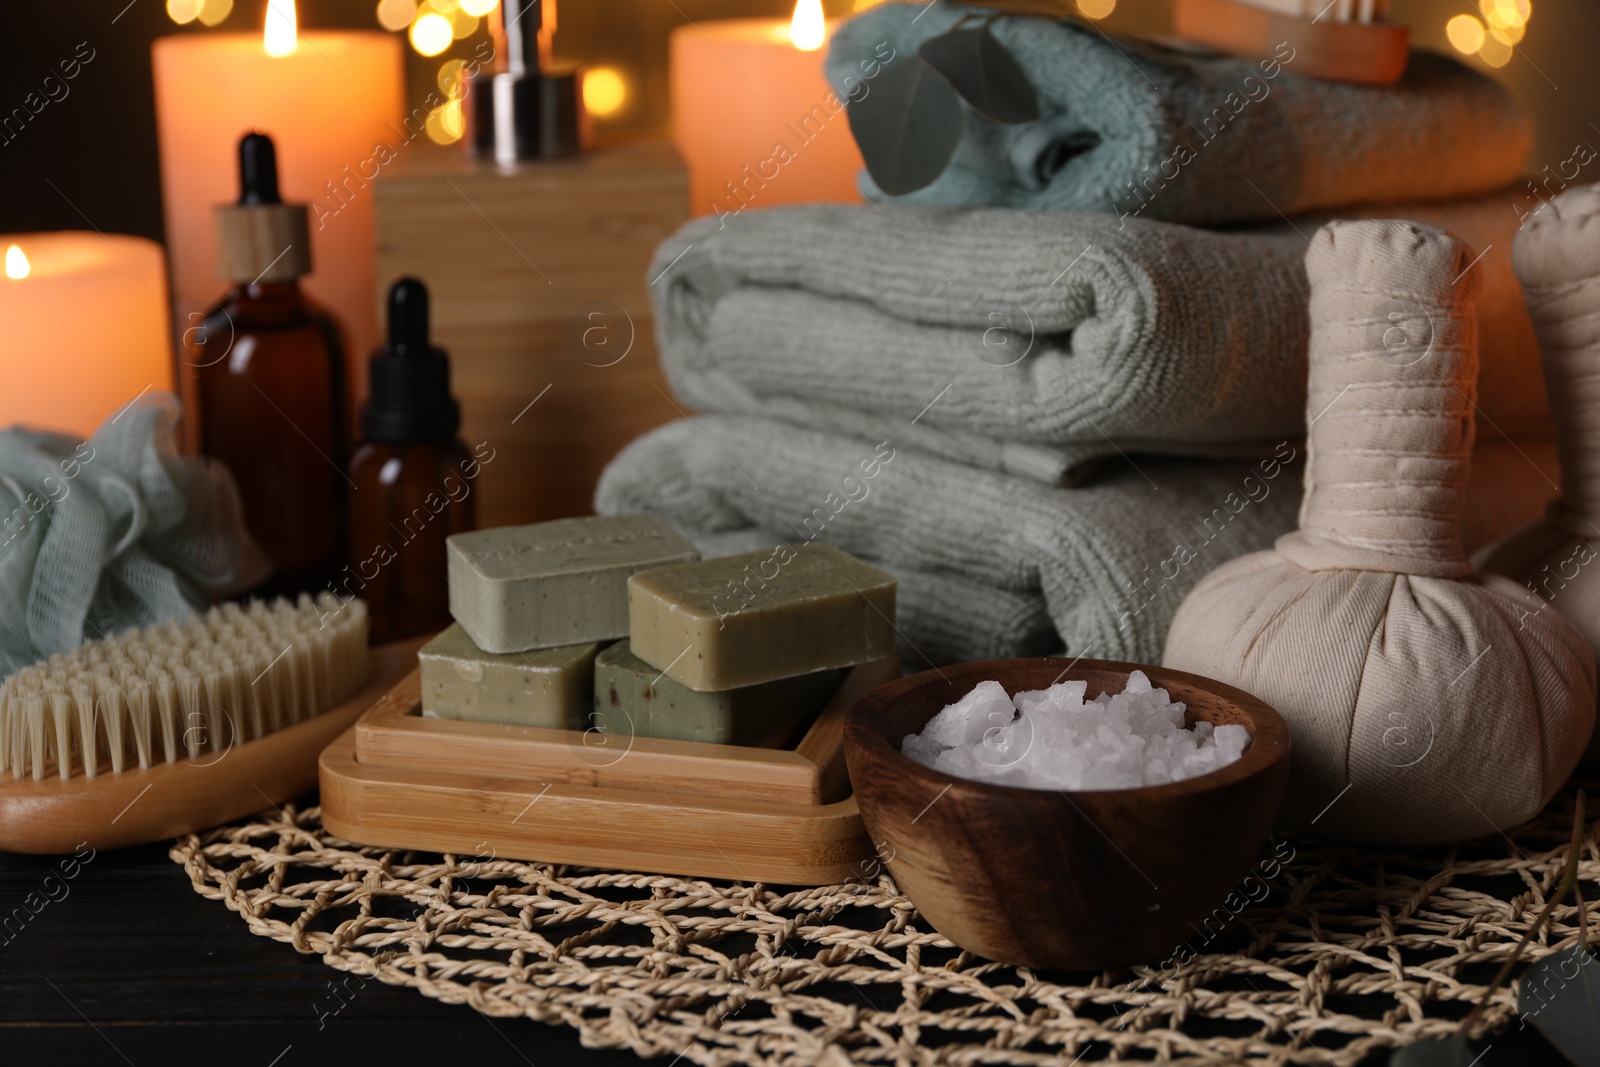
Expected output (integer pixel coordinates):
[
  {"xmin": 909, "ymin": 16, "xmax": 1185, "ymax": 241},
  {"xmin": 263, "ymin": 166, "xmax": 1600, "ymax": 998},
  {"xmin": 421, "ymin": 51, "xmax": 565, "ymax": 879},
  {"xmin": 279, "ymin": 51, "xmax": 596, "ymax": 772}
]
[{"xmin": 319, "ymin": 657, "xmax": 897, "ymax": 885}]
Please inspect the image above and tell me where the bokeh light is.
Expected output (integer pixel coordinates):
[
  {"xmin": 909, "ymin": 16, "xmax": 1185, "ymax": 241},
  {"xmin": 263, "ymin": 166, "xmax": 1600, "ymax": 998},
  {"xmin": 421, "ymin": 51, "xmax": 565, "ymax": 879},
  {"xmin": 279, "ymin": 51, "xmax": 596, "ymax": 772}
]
[
  {"xmin": 583, "ymin": 67, "xmax": 628, "ymax": 118},
  {"xmin": 1490, "ymin": 19, "xmax": 1525, "ymax": 44},
  {"xmin": 1480, "ymin": 0, "xmax": 1531, "ymax": 29},
  {"xmin": 198, "ymin": 0, "xmax": 233, "ymax": 26},
  {"xmin": 410, "ymin": 11, "xmax": 454, "ymax": 56},
  {"xmin": 1446, "ymin": 14, "xmax": 1486, "ymax": 54},
  {"xmin": 1478, "ymin": 30, "xmax": 1513, "ymax": 66},
  {"xmin": 425, "ymin": 99, "xmax": 465, "ymax": 144},
  {"xmin": 438, "ymin": 57, "xmax": 470, "ymax": 99},
  {"xmin": 376, "ymin": 0, "xmax": 417, "ymax": 32},
  {"xmin": 448, "ymin": 7, "xmax": 480, "ymax": 39},
  {"xmin": 460, "ymin": 0, "xmax": 498, "ymax": 15},
  {"xmin": 1078, "ymin": 0, "xmax": 1116, "ymax": 17},
  {"xmin": 167, "ymin": 0, "xmax": 203, "ymax": 24}
]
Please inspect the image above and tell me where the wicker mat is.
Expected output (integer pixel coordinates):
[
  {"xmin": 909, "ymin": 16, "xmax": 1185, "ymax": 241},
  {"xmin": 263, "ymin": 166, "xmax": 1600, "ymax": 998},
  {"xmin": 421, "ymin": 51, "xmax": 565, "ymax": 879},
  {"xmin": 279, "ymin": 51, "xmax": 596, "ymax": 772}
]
[{"xmin": 170, "ymin": 782, "xmax": 1600, "ymax": 1066}]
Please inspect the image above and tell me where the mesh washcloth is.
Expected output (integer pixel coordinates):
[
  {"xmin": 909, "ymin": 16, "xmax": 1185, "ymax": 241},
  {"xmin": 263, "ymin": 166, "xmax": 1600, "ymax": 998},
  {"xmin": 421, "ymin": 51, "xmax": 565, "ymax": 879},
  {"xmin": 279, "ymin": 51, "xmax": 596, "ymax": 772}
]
[
  {"xmin": 171, "ymin": 783, "xmax": 1600, "ymax": 1065},
  {"xmin": 0, "ymin": 392, "xmax": 267, "ymax": 676}
]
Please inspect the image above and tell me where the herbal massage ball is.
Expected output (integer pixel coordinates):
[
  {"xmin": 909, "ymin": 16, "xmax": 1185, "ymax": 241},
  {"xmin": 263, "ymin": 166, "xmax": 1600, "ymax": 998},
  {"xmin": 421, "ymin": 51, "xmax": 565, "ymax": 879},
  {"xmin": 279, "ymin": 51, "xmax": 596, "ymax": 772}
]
[
  {"xmin": 1476, "ymin": 183, "xmax": 1600, "ymax": 761},
  {"xmin": 1162, "ymin": 219, "xmax": 1595, "ymax": 845}
]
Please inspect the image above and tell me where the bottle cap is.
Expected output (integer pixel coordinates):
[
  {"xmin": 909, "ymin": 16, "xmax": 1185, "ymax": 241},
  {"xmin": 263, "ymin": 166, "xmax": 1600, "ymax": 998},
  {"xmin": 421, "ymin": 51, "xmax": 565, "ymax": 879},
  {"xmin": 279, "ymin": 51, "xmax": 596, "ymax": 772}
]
[
  {"xmin": 466, "ymin": 0, "xmax": 590, "ymax": 163},
  {"xmin": 214, "ymin": 132, "xmax": 313, "ymax": 283},
  {"xmin": 361, "ymin": 277, "xmax": 462, "ymax": 444}
]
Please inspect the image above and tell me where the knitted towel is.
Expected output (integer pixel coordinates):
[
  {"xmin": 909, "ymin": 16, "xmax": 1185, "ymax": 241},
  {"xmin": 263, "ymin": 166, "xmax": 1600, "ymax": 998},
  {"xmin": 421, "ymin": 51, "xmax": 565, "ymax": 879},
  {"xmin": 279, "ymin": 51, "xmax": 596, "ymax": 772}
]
[
  {"xmin": 0, "ymin": 394, "xmax": 267, "ymax": 676},
  {"xmin": 651, "ymin": 195, "xmax": 1548, "ymax": 487},
  {"xmin": 594, "ymin": 415, "xmax": 1302, "ymax": 665},
  {"xmin": 826, "ymin": 2, "xmax": 1530, "ymax": 225}
]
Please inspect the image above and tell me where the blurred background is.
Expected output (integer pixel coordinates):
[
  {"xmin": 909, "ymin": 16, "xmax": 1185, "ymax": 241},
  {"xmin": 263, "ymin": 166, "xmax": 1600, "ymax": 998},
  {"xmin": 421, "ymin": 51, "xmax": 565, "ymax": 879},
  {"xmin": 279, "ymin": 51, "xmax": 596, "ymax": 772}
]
[{"xmin": 0, "ymin": 0, "xmax": 1585, "ymax": 245}]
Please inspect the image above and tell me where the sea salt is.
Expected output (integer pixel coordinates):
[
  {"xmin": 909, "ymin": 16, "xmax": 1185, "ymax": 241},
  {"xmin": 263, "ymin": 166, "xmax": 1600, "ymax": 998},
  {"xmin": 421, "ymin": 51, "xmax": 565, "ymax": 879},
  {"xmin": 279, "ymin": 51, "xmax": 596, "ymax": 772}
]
[{"xmin": 901, "ymin": 671, "xmax": 1248, "ymax": 790}]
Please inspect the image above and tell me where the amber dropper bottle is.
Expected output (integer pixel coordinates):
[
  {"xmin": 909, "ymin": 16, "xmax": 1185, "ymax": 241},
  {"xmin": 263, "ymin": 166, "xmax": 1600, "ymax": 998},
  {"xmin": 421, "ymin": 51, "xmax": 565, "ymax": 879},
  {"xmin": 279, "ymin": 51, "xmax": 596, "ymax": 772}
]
[
  {"xmin": 182, "ymin": 131, "xmax": 349, "ymax": 597},
  {"xmin": 346, "ymin": 278, "xmax": 477, "ymax": 642}
]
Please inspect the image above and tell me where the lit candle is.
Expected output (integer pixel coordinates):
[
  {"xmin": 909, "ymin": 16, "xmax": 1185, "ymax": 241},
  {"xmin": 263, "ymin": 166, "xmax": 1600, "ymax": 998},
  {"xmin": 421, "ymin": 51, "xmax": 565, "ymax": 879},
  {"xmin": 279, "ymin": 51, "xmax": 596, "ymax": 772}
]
[
  {"xmin": 151, "ymin": 0, "xmax": 404, "ymax": 391},
  {"xmin": 670, "ymin": 0, "xmax": 864, "ymax": 219},
  {"xmin": 0, "ymin": 233, "xmax": 173, "ymax": 438}
]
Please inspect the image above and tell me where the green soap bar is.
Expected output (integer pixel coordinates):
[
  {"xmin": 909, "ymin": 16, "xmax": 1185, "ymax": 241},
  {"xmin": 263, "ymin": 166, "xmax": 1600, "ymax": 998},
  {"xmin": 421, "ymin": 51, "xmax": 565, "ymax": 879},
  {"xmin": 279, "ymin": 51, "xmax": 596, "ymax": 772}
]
[
  {"xmin": 446, "ymin": 514, "xmax": 698, "ymax": 653},
  {"xmin": 628, "ymin": 543, "xmax": 897, "ymax": 691},
  {"xmin": 419, "ymin": 623, "xmax": 598, "ymax": 728},
  {"xmin": 592, "ymin": 640, "xmax": 841, "ymax": 744}
]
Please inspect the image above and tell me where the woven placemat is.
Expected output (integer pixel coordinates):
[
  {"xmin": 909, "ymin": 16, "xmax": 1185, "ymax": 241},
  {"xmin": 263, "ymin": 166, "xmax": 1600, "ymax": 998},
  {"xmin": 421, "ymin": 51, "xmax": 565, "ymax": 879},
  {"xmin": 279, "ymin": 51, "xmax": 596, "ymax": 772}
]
[{"xmin": 171, "ymin": 783, "xmax": 1599, "ymax": 1066}]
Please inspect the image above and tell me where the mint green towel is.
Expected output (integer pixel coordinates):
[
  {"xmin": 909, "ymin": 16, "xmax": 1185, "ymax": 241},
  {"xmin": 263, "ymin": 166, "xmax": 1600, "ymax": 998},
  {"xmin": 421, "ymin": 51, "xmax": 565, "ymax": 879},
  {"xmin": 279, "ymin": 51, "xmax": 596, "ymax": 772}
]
[
  {"xmin": 0, "ymin": 394, "xmax": 267, "ymax": 675},
  {"xmin": 596, "ymin": 416, "xmax": 1300, "ymax": 665},
  {"xmin": 651, "ymin": 202, "xmax": 1310, "ymax": 486},
  {"xmin": 826, "ymin": 2, "xmax": 1529, "ymax": 225}
]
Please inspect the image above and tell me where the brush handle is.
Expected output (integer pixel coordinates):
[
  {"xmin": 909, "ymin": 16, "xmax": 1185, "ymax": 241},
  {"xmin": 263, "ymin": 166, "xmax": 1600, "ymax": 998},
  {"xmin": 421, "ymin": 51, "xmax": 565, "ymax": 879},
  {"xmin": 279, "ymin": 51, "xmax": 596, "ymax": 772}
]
[{"xmin": 0, "ymin": 638, "xmax": 424, "ymax": 854}]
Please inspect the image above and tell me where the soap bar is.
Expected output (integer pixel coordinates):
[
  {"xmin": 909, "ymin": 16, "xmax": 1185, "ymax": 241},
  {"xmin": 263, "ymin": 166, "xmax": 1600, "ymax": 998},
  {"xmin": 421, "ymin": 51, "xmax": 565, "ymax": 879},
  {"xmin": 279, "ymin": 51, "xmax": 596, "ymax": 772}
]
[
  {"xmin": 447, "ymin": 514, "xmax": 698, "ymax": 653},
  {"xmin": 593, "ymin": 640, "xmax": 841, "ymax": 744},
  {"xmin": 628, "ymin": 543, "xmax": 897, "ymax": 690},
  {"xmin": 419, "ymin": 623, "xmax": 598, "ymax": 728}
]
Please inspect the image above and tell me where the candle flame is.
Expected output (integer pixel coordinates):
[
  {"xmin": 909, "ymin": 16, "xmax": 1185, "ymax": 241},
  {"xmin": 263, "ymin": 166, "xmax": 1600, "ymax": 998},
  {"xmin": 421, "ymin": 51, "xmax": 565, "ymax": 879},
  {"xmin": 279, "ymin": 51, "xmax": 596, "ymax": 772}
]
[
  {"xmin": 264, "ymin": 0, "xmax": 298, "ymax": 57},
  {"xmin": 789, "ymin": 0, "xmax": 826, "ymax": 51},
  {"xmin": 5, "ymin": 246, "xmax": 28, "ymax": 280}
]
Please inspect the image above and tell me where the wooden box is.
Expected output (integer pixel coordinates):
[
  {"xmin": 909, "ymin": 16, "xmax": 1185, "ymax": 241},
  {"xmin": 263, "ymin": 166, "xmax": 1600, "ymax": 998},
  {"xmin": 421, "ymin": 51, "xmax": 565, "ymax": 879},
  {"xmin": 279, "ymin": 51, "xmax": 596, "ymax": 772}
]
[{"xmin": 374, "ymin": 140, "xmax": 688, "ymax": 529}]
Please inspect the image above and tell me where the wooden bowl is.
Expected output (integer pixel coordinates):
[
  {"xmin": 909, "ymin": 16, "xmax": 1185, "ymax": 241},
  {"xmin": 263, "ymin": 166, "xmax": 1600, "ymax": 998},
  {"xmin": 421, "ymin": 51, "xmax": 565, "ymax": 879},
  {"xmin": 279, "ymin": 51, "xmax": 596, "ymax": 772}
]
[{"xmin": 844, "ymin": 658, "xmax": 1290, "ymax": 971}]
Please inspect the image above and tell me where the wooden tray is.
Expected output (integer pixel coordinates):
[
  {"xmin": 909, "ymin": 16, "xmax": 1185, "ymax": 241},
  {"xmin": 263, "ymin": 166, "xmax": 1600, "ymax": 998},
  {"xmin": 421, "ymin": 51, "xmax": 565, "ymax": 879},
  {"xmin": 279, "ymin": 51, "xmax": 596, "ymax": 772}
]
[
  {"xmin": 1174, "ymin": 0, "xmax": 1410, "ymax": 86},
  {"xmin": 320, "ymin": 658, "xmax": 897, "ymax": 884}
]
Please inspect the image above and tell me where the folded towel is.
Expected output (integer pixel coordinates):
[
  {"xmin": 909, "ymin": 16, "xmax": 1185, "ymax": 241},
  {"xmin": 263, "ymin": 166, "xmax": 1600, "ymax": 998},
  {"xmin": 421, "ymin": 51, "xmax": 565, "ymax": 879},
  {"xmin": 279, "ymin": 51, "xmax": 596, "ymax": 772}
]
[
  {"xmin": 595, "ymin": 416, "xmax": 1302, "ymax": 664},
  {"xmin": 826, "ymin": 2, "xmax": 1530, "ymax": 225},
  {"xmin": 0, "ymin": 394, "xmax": 267, "ymax": 676},
  {"xmin": 651, "ymin": 193, "xmax": 1547, "ymax": 486}
]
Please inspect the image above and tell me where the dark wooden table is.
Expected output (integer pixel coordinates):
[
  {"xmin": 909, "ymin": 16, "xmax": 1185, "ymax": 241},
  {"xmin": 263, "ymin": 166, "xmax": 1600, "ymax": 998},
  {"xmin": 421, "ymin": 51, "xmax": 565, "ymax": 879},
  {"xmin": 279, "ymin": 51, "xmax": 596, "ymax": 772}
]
[
  {"xmin": 0, "ymin": 836, "xmax": 646, "ymax": 1066},
  {"xmin": 1, "ymin": 831, "xmax": 1565, "ymax": 1066}
]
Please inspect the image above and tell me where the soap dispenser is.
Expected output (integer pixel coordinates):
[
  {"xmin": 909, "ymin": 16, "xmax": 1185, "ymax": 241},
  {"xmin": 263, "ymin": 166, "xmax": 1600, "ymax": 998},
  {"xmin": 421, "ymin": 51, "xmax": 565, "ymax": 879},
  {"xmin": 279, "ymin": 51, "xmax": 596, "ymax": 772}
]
[{"xmin": 347, "ymin": 277, "xmax": 477, "ymax": 642}]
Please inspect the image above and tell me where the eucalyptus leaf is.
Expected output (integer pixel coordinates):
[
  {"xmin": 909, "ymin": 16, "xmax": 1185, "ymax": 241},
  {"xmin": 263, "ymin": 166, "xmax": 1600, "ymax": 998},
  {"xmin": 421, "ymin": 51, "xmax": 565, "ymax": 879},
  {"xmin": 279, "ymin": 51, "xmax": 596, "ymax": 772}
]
[
  {"xmin": 1518, "ymin": 945, "xmax": 1600, "ymax": 1067},
  {"xmin": 917, "ymin": 25, "xmax": 1039, "ymax": 124},
  {"xmin": 1388, "ymin": 1036, "xmax": 1478, "ymax": 1066},
  {"xmin": 846, "ymin": 54, "xmax": 964, "ymax": 196}
]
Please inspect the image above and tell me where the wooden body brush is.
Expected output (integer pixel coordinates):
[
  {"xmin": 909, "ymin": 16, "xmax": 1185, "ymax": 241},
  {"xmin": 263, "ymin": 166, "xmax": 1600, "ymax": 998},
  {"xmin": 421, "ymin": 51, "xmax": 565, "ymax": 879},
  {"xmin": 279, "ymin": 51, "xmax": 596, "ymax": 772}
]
[{"xmin": 0, "ymin": 594, "xmax": 414, "ymax": 853}]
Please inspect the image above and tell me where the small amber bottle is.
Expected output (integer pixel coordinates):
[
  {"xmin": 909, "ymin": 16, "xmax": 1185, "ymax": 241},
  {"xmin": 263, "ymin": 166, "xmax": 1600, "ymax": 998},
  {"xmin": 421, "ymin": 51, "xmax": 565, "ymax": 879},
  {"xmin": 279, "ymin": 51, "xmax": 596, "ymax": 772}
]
[
  {"xmin": 182, "ymin": 132, "xmax": 349, "ymax": 597},
  {"xmin": 346, "ymin": 278, "xmax": 476, "ymax": 642}
]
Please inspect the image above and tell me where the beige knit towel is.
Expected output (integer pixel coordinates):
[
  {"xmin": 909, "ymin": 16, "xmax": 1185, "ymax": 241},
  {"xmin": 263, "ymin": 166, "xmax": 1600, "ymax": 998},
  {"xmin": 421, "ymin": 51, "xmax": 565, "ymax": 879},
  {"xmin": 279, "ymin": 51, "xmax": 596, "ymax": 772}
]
[
  {"xmin": 1163, "ymin": 220, "xmax": 1595, "ymax": 846},
  {"xmin": 1476, "ymin": 183, "xmax": 1600, "ymax": 760}
]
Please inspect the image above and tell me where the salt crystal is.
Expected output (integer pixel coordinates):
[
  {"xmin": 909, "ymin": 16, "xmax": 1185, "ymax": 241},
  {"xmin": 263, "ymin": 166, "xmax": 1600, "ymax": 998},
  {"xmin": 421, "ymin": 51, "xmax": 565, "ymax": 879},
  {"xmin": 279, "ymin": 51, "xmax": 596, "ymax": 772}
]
[{"xmin": 900, "ymin": 670, "xmax": 1250, "ymax": 791}]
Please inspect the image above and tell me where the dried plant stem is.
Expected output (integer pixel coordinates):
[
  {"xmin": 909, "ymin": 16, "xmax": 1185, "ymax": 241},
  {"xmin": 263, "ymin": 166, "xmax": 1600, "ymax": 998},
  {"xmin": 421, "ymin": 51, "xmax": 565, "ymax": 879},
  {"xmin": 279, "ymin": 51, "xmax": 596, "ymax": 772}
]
[{"xmin": 1463, "ymin": 789, "xmax": 1588, "ymax": 1033}]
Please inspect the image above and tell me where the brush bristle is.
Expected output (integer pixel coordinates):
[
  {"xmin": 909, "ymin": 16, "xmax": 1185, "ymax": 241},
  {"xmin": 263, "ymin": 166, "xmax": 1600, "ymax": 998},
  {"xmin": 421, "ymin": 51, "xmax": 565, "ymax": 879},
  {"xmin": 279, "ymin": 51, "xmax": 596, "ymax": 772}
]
[{"xmin": 0, "ymin": 594, "xmax": 369, "ymax": 781}]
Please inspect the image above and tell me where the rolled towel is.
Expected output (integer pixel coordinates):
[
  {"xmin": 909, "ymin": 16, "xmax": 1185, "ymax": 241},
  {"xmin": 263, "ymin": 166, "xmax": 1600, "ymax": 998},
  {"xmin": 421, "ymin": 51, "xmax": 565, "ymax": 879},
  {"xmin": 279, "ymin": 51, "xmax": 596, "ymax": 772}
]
[
  {"xmin": 594, "ymin": 415, "xmax": 1302, "ymax": 664},
  {"xmin": 826, "ymin": 2, "xmax": 1529, "ymax": 224},
  {"xmin": 651, "ymin": 193, "xmax": 1549, "ymax": 486}
]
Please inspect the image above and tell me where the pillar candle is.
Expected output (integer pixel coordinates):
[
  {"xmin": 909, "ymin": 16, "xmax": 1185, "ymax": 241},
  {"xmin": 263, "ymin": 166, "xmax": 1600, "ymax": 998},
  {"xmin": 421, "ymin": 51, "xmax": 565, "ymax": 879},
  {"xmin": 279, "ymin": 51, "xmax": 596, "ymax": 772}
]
[
  {"xmin": 670, "ymin": 1, "xmax": 863, "ymax": 219},
  {"xmin": 0, "ymin": 232, "xmax": 173, "ymax": 439},
  {"xmin": 152, "ymin": 20, "xmax": 404, "ymax": 396}
]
